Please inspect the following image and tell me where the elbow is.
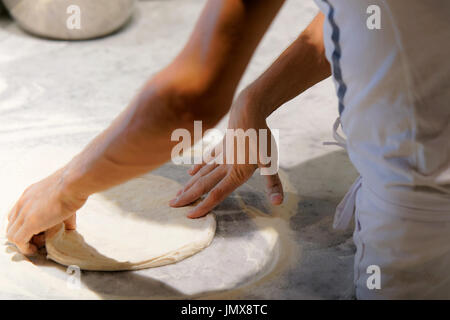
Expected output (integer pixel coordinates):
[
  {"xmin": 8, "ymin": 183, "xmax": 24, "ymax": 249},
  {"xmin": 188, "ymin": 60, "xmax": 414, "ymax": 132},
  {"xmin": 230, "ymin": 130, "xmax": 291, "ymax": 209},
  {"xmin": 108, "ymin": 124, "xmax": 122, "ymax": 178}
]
[
  {"xmin": 132, "ymin": 62, "xmax": 234, "ymax": 137},
  {"xmin": 159, "ymin": 71, "xmax": 232, "ymax": 130}
]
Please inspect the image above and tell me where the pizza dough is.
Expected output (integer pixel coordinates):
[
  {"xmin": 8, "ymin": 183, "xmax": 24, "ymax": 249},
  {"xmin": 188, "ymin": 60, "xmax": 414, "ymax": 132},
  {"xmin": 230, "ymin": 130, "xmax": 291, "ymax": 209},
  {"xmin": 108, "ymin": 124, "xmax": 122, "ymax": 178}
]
[{"xmin": 45, "ymin": 175, "xmax": 216, "ymax": 271}]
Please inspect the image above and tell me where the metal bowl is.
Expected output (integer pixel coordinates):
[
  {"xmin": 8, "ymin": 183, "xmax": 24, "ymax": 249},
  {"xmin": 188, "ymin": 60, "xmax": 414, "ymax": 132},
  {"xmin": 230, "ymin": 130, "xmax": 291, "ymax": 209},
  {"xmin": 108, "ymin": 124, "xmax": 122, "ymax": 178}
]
[{"xmin": 3, "ymin": 0, "xmax": 136, "ymax": 40}]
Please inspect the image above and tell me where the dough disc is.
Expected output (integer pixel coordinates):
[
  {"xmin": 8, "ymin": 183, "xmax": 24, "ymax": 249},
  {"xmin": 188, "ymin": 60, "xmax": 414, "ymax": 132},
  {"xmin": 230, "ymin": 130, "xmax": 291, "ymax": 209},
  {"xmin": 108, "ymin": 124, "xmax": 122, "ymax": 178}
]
[{"xmin": 45, "ymin": 175, "xmax": 216, "ymax": 271}]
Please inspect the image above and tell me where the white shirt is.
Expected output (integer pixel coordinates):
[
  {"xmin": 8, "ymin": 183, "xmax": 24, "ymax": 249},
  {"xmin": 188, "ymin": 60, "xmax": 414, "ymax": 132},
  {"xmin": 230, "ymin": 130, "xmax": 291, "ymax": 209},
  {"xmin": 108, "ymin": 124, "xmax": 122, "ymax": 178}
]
[{"xmin": 314, "ymin": 0, "xmax": 450, "ymax": 219}]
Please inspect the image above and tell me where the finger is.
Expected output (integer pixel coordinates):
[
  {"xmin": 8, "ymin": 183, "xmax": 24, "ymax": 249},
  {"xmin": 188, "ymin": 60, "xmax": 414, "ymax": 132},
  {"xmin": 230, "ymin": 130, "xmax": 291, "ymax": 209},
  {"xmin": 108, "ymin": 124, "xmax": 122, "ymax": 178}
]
[
  {"xmin": 6, "ymin": 210, "xmax": 22, "ymax": 236},
  {"xmin": 188, "ymin": 163, "xmax": 205, "ymax": 176},
  {"xmin": 203, "ymin": 142, "xmax": 223, "ymax": 164},
  {"xmin": 64, "ymin": 213, "xmax": 76, "ymax": 230},
  {"xmin": 7, "ymin": 200, "xmax": 26, "ymax": 231},
  {"xmin": 7, "ymin": 201, "xmax": 30, "ymax": 235},
  {"xmin": 8, "ymin": 226, "xmax": 37, "ymax": 256},
  {"xmin": 31, "ymin": 233, "xmax": 46, "ymax": 248},
  {"xmin": 180, "ymin": 163, "xmax": 219, "ymax": 195},
  {"xmin": 7, "ymin": 202, "xmax": 19, "ymax": 222},
  {"xmin": 6, "ymin": 204, "xmax": 20, "ymax": 234},
  {"xmin": 15, "ymin": 241, "xmax": 37, "ymax": 256},
  {"xmin": 187, "ymin": 173, "xmax": 240, "ymax": 218},
  {"xmin": 171, "ymin": 167, "xmax": 226, "ymax": 207},
  {"xmin": 188, "ymin": 143, "xmax": 223, "ymax": 176},
  {"xmin": 264, "ymin": 173, "xmax": 284, "ymax": 205}
]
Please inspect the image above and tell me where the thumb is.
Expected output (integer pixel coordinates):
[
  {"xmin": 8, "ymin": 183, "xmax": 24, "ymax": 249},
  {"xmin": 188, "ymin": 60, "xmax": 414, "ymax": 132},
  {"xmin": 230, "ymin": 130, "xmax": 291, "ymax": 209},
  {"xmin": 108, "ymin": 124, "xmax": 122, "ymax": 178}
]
[
  {"xmin": 264, "ymin": 173, "xmax": 284, "ymax": 205},
  {"xmin": 64, "ymin": 213, "xmax": 77, "ymax": 230}
]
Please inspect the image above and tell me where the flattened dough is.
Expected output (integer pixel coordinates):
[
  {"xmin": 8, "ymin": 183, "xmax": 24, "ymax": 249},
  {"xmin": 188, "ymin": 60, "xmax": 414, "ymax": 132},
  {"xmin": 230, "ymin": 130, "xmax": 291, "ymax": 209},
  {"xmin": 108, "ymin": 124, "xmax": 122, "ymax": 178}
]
[{"xmin": 46, "ymin": 175, "xmax": 216, "ymax": 271}]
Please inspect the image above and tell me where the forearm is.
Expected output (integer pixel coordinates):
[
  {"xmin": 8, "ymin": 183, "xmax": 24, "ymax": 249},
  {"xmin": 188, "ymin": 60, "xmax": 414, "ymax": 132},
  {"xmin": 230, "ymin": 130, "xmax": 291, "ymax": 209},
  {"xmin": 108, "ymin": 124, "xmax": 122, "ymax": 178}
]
[
  {"xmin": 243, "ymin": 13, "xmax": 330, "ymax": 117},
  {"xmin": 60, "ymin": 81, "xmax": 180, "ymax": 200},
  {"xmin": 60, "ymin": 0, "xmax": 285, "ymax": 200}
]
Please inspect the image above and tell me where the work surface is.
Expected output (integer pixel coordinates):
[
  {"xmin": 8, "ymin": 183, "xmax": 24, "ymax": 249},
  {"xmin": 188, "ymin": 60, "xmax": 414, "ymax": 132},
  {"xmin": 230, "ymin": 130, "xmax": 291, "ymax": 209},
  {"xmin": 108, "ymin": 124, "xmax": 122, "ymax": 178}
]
[{"xmin": 0, "ymin": 0, "xmax": 358, "ymax": 299}]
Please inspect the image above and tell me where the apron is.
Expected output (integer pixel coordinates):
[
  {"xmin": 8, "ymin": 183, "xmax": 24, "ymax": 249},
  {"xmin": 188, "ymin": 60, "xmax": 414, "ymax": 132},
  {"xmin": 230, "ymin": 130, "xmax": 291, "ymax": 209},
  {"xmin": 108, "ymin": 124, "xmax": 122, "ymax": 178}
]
[{"xmin": 324, "ymin": 117, "xmax": 362, "ymax": 230}]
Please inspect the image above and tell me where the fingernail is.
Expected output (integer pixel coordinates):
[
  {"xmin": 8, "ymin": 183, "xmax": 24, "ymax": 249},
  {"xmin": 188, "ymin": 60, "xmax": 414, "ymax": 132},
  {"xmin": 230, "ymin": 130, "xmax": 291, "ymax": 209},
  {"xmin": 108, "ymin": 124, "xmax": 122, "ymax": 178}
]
[
  {"xmin": 270, "ymin": 193, "xmax": 282, "ymax": 204},
  {"xmin": 169, "ymin": 197, "xmax": 179, "ymax": 206},
  {"xmin": 187, "ymin": 210, "xmax": 195, "ymax": 218}
]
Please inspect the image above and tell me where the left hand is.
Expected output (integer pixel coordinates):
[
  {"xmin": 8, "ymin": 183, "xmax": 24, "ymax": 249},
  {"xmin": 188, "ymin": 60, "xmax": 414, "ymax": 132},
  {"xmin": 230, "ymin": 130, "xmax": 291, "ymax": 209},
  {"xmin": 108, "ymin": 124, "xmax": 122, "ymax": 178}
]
[{"xmin": 6, "ymin": 168, "xmax": 87, "ymax": 255}]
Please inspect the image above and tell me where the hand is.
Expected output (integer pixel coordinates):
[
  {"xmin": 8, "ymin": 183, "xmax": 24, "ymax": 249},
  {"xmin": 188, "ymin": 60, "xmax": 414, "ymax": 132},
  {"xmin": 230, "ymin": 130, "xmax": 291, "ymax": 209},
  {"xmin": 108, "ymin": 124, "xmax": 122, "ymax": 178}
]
[
  {"xmin": 6, "ymin": 168, "xmax": 87, "ymax": 255},
  {"xmin": 169, "ymin": 89, "xmax": 283, "ymax": 218}
]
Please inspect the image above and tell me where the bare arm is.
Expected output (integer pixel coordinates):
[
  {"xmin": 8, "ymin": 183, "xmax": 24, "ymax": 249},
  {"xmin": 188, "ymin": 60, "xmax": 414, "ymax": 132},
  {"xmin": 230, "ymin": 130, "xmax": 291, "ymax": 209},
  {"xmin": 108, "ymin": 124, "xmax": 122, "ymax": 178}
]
[
  {"xmin": 172, "ymin": 13, "xmax": 331, "ymax": 218},
  {"xmin": 243, "ymin": 12, "xmax": 330, "ymax": 116},
  {"xmin": 63, "ymin": 0, "xmax": 287, "ymax": 198},
  {"xmin": 7, "ymin": 0, "xmax": 285, "ymax": 255}
]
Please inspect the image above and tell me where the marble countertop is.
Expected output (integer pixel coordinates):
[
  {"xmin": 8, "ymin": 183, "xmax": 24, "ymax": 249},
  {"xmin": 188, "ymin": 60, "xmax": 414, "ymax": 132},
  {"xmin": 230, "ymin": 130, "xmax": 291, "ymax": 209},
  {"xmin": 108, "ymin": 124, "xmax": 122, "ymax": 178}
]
[{"xmin": 0, "ymin": 0, "xmax": 358, "ymax": 299}]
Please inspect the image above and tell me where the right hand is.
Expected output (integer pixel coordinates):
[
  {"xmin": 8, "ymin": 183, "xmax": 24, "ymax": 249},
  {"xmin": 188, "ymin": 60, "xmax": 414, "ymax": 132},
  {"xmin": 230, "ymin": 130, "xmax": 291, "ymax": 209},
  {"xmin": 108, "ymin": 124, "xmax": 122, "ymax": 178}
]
[{"xmin": 170, "ymin": 89, "xmax": 283, "ymax": 218}]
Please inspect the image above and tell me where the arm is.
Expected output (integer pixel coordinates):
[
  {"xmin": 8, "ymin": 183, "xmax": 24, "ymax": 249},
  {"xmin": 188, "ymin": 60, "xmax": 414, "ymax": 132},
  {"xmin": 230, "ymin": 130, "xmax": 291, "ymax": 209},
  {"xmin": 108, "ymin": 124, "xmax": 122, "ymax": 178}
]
[
  {"xmin": 243, "ymin": 12, "xmax": 330, "ymax": 116},
  {"xmin": 171, "ymin": 13, "xmax": 331, "ymax": 218},
  {"xmin": 7, "ymin": 0, "xmax": 285, "ymax": 255},
  {"xmin": 62, "ymin": 0, "xmax": 287, "ymax": 198}
]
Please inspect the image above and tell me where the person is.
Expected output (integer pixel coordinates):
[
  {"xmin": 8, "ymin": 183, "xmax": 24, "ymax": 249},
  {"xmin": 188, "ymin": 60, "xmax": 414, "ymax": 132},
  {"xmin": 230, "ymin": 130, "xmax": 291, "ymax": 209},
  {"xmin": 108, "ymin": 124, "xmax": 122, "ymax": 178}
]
[{"xmin": 6, "ymin": 0, "xmax": 450, "ymax": 299}]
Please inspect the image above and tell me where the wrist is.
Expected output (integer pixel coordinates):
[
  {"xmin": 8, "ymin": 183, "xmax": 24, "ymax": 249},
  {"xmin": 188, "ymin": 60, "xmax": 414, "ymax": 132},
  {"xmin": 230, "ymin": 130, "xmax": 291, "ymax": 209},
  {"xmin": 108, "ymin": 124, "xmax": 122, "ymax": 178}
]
[
  {"xmin": 241, "ymin": 80, "xmax": 283, "ymax": 118},
  {"xmin": 235, "ymin": 86, "xmax": 271, "ymax": 120},
  {"xmin": 58, "ymin": 160, "xmax": 90, "ymax": 206}
]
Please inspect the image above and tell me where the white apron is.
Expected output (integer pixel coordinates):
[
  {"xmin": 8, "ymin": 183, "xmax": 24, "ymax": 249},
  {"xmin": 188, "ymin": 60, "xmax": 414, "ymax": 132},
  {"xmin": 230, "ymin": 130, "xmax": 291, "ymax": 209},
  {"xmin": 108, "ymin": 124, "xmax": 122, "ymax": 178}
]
[{"xmin": 316, "ymin": 0, "xmax": 450, "ymax": 299}]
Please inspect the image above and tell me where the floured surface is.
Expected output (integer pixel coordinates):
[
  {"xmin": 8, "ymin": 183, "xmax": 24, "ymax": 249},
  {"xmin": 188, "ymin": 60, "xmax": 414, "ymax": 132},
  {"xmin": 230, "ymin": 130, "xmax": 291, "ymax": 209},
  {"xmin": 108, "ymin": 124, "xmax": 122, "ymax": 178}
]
[
  {"xmin": 46, "ymin": 175, "xmax": 216, "ymax": 271},
  {"xmin": 0, "ymin": 146, "xmax": 290, "ymax": 298}
]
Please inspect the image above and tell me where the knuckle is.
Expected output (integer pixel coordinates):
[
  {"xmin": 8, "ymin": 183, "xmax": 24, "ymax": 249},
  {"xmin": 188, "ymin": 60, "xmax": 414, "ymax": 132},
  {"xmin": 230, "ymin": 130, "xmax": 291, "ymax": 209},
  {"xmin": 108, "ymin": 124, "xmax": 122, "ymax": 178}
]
[
  {"xmin": 16, "ymin": 198, "xmax": 25, "ymax": 211},
  {"xmin": 179, "ymin": 188, "xmax": 195, "ymax": 202},
  {"xmin": 7, "ymin": 233, "xmax": 14, "ymax": 243},
  {"xmin": 22, "ymin": 215, "xmax": 38, "ymax": 235},
  {"xmin": 194, "ymin": 180, "xmax": 207, "ymax": 195},
  {"xmin": 7, "ymin": 233, "xmax": 20, "ymax": 246},
  {"xmin": 199, "ymin": 165, "xmax": 209, "ymax": 175},
  {"xmin": 22, "ymin": 213, "xmax": 34, "ymax": 227},
  {"xmin": 208, "ymin": 189, "xmax": 221, "ymax": 202},
  {"xmin": 22, "ymin": 184, "xmax": 34, "ymax": 197},
  {"xmin": 190, "ymin": 174, "xmax": 201, "ymax": 185},
  {"xmin": 182, "ymin": 183, "xmax": 192, "ymax": 193},
  {"xmin": 230, "ymin": 169, "xmax": 245, "ymax": 183}
]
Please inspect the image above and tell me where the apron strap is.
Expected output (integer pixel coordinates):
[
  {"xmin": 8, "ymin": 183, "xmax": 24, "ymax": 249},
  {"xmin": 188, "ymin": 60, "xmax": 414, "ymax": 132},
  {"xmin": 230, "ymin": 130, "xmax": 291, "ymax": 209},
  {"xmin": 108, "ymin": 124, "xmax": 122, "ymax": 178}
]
[
  {"xmin": 323, "ymin": 117, "xmax": 347, "ymax": 149},
  {"xmin": 323, "ymin": 117, "xmax": 362, "ymax": 230},
  {"xmin": 333, "ymin": 175, "xmax": 362, "ymax": 230}
]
